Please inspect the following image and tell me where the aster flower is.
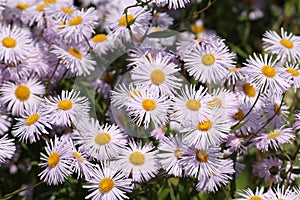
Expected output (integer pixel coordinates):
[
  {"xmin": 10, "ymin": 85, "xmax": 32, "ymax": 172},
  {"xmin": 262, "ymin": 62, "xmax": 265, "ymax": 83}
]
[
  {"xmin": 234, "ymin": 187, "xmax": 266, "ymax": 200},
  {"xmin": 42, "ymin": 90, "xmax": 90, "ymax": 127},
  {"xmin": 151, "ymin": 12, "xmax": 174, "ymax": 28},
  {"xmin": 0, "ymin": 135, "xmax": 16, "ymax": 166},
  {"xmin": 226, "ymin": 67, "xmax": 247, "ymax": 86},
  {"xmin": 234, "ymin": 80, "xmax": 260, "ymax": 105},
  {"xmin": 0, "ymin": 108, "xmax": 11, "ymax": 135},
  {"xmin": 264, "ymin": 185, "xmax": 299, "ymax": 200},
  {"xmin": 153, "ymin": 0, "xmax": 190, "ymax": 9},
  {"xmin": 0, "ymin": 77, "xmax": 45, "ymax": 115},
  {"xmin": 157, "ymin": 134, "xmax": 186, "ymax": 177},
  {"xmin": 12, "ymin": 106, "xmax": 52, "ymax": 144},
  {"xmin": 116, "ymin": 140, "xmax": 160, "ymax": 183},
  {"xmin": 90, "ymin": 33, "xmax": 113, "ymax": 55},
  {"xmin": 184, "ymin": 42, "xmax": 236, "ymax": 84},
  {"xmin": 280, "ymin": 63, "xmax": 300, "ymax": 91},
  {"xmin": 252, "ymin": 126, "xmax": 295, "ymax": 152},
  {"xmin": 0, "ymin": 25, "xmax": 33, "ymax": 64},
  {"xmin": 262, "ymin": 27, "xmax": 300, "ymax": 63},
  {"xmin": 244, "ymin": 53, "xmax": 290, "ymax": 94},
  {"xmin": 171, "ymin": 84, "xmax": 211, "ymax": 126},
  {"xmin": 74, "ymin": 118, "xmax": 127, "ymax": 161},
  {"xmin": 38, "ymin": 136, "xmax": 73, "ymax": 185},
  {"xmin": 84, "ymin": 162, "xmax": 133, "ymax": 200}
]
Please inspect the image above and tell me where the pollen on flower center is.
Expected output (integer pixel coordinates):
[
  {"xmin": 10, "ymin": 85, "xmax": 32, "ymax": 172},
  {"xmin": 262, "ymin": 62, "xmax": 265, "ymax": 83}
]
[
  {"xmin": 61, "ymin": 7, "xmax": 74, "ymax": 14},
  {"xmin": 208, "ymin": 97, "xmax": 222, "ymax": 108},
  {"xmin": 2, "ymin": 37, "xmax": 17, "ymax": 48},
  {"xmin": 73, "ymin": 151, "xmax": 84, "ymax": 163},
  {"xmin": 99, "ymin": 177, "xmax": 114, "ymax": 193},
  {"xmin": 286, "ymin": 68, "xmax": 300, "ymax": 76},
  {"xmin": 202, "ymin": 53, "xmax": 215, "ymax": 66},
  {"xmin": 249, "ymin": 196, "xmax": 262, "ymax": 200},
  {"xmin": 142, "ymin": 99, "xmax": 156, "ymax": 111},
  {"xmin": 68, "ymin": 16, "xmax": 83, "ymax": 26},
  {"xmin": 36, "ymin": 4, "xmax": 44, "ymax": 12},
  {"xmin": 48, "ymin": 152, "xmax": 60, "ymax": 168},
  {"xmin": 197, "ymin": 119, "xmax": 212, "ymax": 132},
  {"xmin": 274, "ymin": 103, "xmax": 281, "ymax": 115},
  {"xmin": 267, "ymin": 131, "xmax": 281, "ymax": 139},
  {"xmin": 25, "ymin": 113, "xmax": 40, "ymax": 126},
  {"xmin": 15, "ymin": 85, "xmax": 30, "ymax": 101},
  {"xmin": 129, "ymin": 151, "xmax": 145, "ymax": 166},
  {"xmin": 280, "ymin": 39, "xmax": 294, "ymax": 49},
  {"xmin": 261, "ymin": 65, "xmax": 276, "ymax": 78},
  {"xmin": 57, "ymin": 100, "xmax": 73, "ymax": 110},
  {"xmin": 151, "ymin": 69, "xmax": 166, "ymax": 85},
  {"xmin": 95, "ymin": 132, "xmax": 111, "ymax": 146},
  {"xmin": 119, "ymin": 14, "xmax": 135, "ymax": 26},
  {"xmin": 196, "ymin": 150, "xmax": 209, "ymax": 162},
  {"xmin": 68, "ymin": 48, "xmax": 82, "ymax": 59},
  {"xmin": 232, "ymin": 108, "xmax": 244, "ymax": 120},
  {"xmin": 191, "ymin": 25, "xmax": 205, "ymax": 34},
  {"xmin": 92, "ymin": 34, "xmax": 107, "ymax": 43},
  {"xmin": 174, "ymin": 148, "xmax": 181, "ymax": 158},
  {"xmin": 44, "ymin": 0, "xmax": 56, "ymax": 3},
  {"xmin": 242, "ymin": 83, "xmax": 256, "ymax": 97},
  {"xmin": 186, "ymin": 99, "xmax": 201, "ymax": 111},
  {"xmin": 16, "ymin": 4, "xmax": 30, "ymax": 10}
]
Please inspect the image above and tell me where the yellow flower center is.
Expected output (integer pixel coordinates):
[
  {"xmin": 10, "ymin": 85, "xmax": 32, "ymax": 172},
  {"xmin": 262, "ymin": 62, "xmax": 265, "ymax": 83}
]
[
  {"xmin": 231, "ymin": 108, "xmax": 244, "ymax": 120},
  {"xmin": 2, "ymin": 37, "xmax": 17, "ymax": 48},
  {"xmin": 197, "ymin": 119, "xmax": 212, "ymax": 132},
  {"xmin": 280, "ymin": 39, "xmax": 294, "ymax": 49},
  {"xmin": 174, "ymin": 148, "xmax": 181, "ymax": 158},
  {"xmin": 202, "ymin": 53, "xmax": 215, "ymax": 66},
  {"xmin": 142, "ymin": 99, "xmax": 156, "ymax": 111},
  {"xmin": 48, "ymin": 152, "xmax": 60, "ymax": 168},
  {"xmin": 73, "ymin": 151, "xmax": 84, "ymax": 163},
  {"xmin": 119, "ymin": 14, "xmax": 135, "ymax": 26},
  {"xmin": 286, "ymin": 68, "xmax": 299, "ymax": 76},
  {"xmin": 186, "ymin": 99, "xmax": 201, "ymax": 111},
  {"xmin": 68, "ymin": 16, "xmax": 83, "ymax": 26},
  {"xmin": 92, "ymin": 34, "xmax": 107, "ymax": 43},
  {"xmin": 57, "ymin": 100, "xmax": 73, "ymax": 110},
  {"xmin": 15, "ymin": 85, "xmax": 30, "ymax": 101},
  {"xmin": 196, "ymin": 150, "xmax": 209, "ymax": 162},
  {"xmin": 61, "ymin": 7, "xmax": 74, "ymax": 14},
  {"xmin": 68, "ymin": 48, "xmax": 82, "ymax": 59},
  {"xmin": 98, "ymin": 177, "xmax": 114, "ymax": 193},
  {"xmin": 228, "ymin": 67, "xmax": 241, "ymax": 72},
  {"xmin": 153, "ymin": 13, "xmax": 160, "ymax": 18},
  {"xmin": 267, "ymin": 131, "xmax": 281, "ymax": 139},
  {"xmin": 151, "ymin": 69, "xmax": 166, "ymax": 85},
  {"xmin": 16, "ymin": 4, "xmax": 30, "ymax": 10},
  {"xmin": 25, "ymin": 113, "xmax": 40, "ymax": 126},
  {"xmin": 35, "ymin": 4, "xmax": 44, "ymax": 12},
  {"xmin": 94, "ymin": 132, "xmax": 111, "ymax": 146},
  {"xmin": 208, "ymin": 97, "xmax": 222, "ymax": 108},
  {"xmin": 129, "ymin": 151, "xmax": 145, "ymax": 166},
  {"xmin": 274, "ymin": 103, "xmax": 281, "ymax": 115},
  {"xmin": 44, "ymin": 0, "xmax": 56, "ymax": 4},
  {"xmin": 195, "ymin": 38, "xmax": 202, "ymax": 43},
  {"xmin": 191, "ymin": 25, "xmax": 205, "ymax": 34},
  {"xmin": 261, "ymin": 65, "xmax": 276, "ymax": 78},
  {"xmin": 249, "ymin": 196, "xmax": 262, "ymax": 200},
  {"xmin": 242, "ymin": 83, "xmax": 256, "ymax": 97}
]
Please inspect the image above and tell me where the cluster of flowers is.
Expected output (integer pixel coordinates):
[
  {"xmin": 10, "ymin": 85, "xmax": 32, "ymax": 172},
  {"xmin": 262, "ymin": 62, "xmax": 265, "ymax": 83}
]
[{"xmin": 0, "ymin": 0, "xmax": 300, "ymax": 199}]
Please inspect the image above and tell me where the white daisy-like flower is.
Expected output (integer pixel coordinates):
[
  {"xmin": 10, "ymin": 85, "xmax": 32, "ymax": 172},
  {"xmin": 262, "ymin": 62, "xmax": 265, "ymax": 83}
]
[
  {"xmin": 234, "ymin": 187, "xmax": 266, "ymax": 200},
  {"xmin": 58, "ymin": 7, "xmax": 98, "ymax": 42},
  {"xmin": 90, "ymin": 33, "xmax": 113, "ymax": 55},
  {"xmin": 0, "ymin": 108, "xmax": 11, "ymax": 135},
  {"xmin": 74, "ymin": 118, "xmax": 127, "ymax": 161},
  {"xmin": 153, "ymin": 0, "xmax": 190, "ymax": 10},
  {"xmin": 51, "ymin": 43, "xmax": 96, "ymax": 76},
  {"xmin": 244, "ymin": 53, "xmax": 290, "ymax": 94},
  {"xmin": 38, "ymin": 136, "xmax": 73, "ymax": 185},
  {"xmin": 226, "ymin": 67, "xmax": 247, "ymax": 86},
  {"xmin": 45, "ymin": 5, "xmax": 78, "ymax": 23},
  {"xmin": 131, "ymin": 52, "xmax": 181, "ymax": 95},
  {"xmin": 116, "ymin": 140, "xmax": 160, "ymax": 183},
  {"xmin": 84, "ymin": 162, "xmax": 133, "ymax": 200},
  {"xmin": 182, "ymin": 108, "xmax": 231, "ymax": 148},
  {"xmin": 0, "ymin": 135, "xmax": 16, "ymax": 166},
  {"xmin": 234, "ymin": 80, "xmax": 260, "ymax": 105},
  {"xmin": 0, "ymin": 77, "xmax": 45, "ymax": 116},
  {"xmin": 42, "ymin": 90, "xmax": 90, "ymax": 127},
  {"xmin": 184, "ymin": 42, "xmax": 236, "ymax": 84},
  {"xmin": 262, "ymin": 27, "xmax": 300, "ymax": 63},
  {"xmin": 157, "ymin": 134, "xmax": 186, "ymax": 177},
  {"xmin": 180, "ymin": 145, "xmax": 223, "ymax": 179},
  {"xmin": 264, "ymin": 185, "xmax": 299, "ymax": 200},
  {"xmin": 280, "ymin": 62, "xmax": 300, "ymax": 91},
  {"xmin": 0, "ymin": 25, "xmax": 33, "ymax": 64},
  {"xmin": 152, "ymin": 12, "xmax": 174, "ymax": 29},
  {"xmin": 171, "ymin": 84, "xmax": 211, "ymax": 126},
  {"xmin": 12, "ymin": 106, "xmax": 52, "ymax": 144},
  {"xmin": 252, "ymin": 126, "xmax": 295, "ymax": 152},
  {"xmin": 126, "ymin": 89, "xmax": 170, "ymax": 129}
]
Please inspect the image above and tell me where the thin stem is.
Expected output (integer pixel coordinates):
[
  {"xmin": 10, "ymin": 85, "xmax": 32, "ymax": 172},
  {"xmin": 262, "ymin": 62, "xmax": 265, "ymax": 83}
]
[
  {"xmin": 193, "ymin": 0, "xmax": 217, "ymax": 15},
  {"xmin": 1, "ymin": 181, "xmax": 43, "ymax": 200}
]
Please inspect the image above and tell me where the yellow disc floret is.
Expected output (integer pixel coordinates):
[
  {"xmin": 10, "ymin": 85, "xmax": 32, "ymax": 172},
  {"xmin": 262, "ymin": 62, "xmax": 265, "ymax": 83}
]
[
  {"xmin": 196, "ymin": 150, "xmax": 209, "ymax": 162},
  {"xmin": 197, "ymin": 119, "xmax": 212, "ymax": 132},
  {"xmin": 2, "ymin": 37, "xmax": 17, "ymax": 48},
  {"xmin": 151, "ymin": 69, "xmax": 166, "ymax": 85},
  {"xmin": 186, "ymin": 99, "xmax": 201, "ymax": 111},
  {"xmin": 261, "ymin": 65, "xmax": 276, "ymax": 78},
  {"xmin": 280, "ymin": 39, "xmax": 294, "ymax": 49},
  {"xmin": 25, "ymin": 113, "xmax": 40, "ymax": 126},
  {"xmin": 57, "ymin": 100, "xmax": 73, "ymax": 110},
  {"xmin": 202, "ymin": 53, "xmax": 215, "ymax": 66},
  {"xmin": 129, "ymin": 151, "xmax": 145, "ymax": 166},
  {"xmin": 99, "ymin": 177, "xmax": 114, "ymax": 193},
  {"xmin": 94, "ymin": 132, "xmax": 111, "ymax": 146},
  {"xmin": 15, "ymin": 85, "xmax": 30, "ymax": 101},
  {"xmin": 119, "ymin": 14, "xmax": 135, "ymax": 26},
  {"xmin": 48, "ymin": 152, "xmax": 60, "ymax": 168},
  {"xmin": 142, "ymin": 99, "xmax": 156, "ymax": 111}
]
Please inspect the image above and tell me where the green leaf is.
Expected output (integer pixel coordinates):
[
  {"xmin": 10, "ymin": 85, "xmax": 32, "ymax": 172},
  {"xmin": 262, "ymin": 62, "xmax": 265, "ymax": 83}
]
[
  {"xmin": 158, "ymin": 188, "xmax": 170, "ymax": 200},
  {"xmin": 146, "ymin": 30, "xmax": 180, "ymax": 38}
]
